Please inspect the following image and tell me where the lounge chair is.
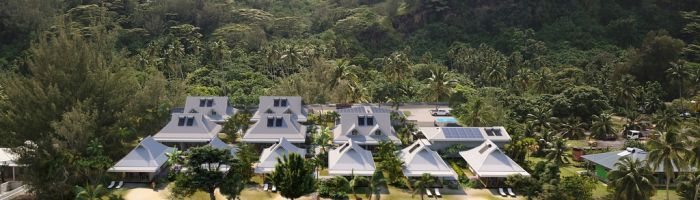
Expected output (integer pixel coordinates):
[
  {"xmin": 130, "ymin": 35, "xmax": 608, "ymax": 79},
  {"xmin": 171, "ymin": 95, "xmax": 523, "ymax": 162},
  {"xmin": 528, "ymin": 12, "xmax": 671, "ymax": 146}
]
[
  {"xmin": 425, "ymin": 188, "xmax": 433, "ymax": 197},
  {"xmin": 263, "ymin": 183, "xmax": 268, "ymax": 191},
  {"xmin": 106, "ymin": 181, "xmax": 115, "ymax": 189},
  {"xmin": 507, "ymin": 188, "xmax": 516, "ymax": 197},
  {"xmin": 434, "ymin": 188, "xmax": 442, "ymax": 197},
  {"xmin": 115, "ymin": 181, "xmax": 124, "ymax": 189},
  {"xmin": 498, "ymin": 188, "xmax": 507, "ymax": 197},
  {"xmin": 272, "ymin": 185, "xmax": 277, "ymax": 192}
]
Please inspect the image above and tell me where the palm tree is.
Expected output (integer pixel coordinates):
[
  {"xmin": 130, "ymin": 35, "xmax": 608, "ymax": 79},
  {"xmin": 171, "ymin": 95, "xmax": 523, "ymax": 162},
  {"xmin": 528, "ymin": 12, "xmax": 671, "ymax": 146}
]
[
  {"xmin": 424, "ymin": 67, "xmax": 456, "ymax": 111},
  {"xmin": 383, "ymin": 52, "xmax": 413, "ymax": 82},
  {"xmin": 280, "ymin": 44, "xmax": 304, "ymax": 76},
  {"xmin": 591, "ymin": 113, "xmax": 616, "ymax": 140},
  {"xmin": 677, "ymin": 171, "xmax": 700, "ymax": 200},
  {"xmin": 166, "ymin": 147, "xmax": 184, "ymax": 170},
  {"xmin": 614, "ymin": 75, "xmax": 639, "ymax": 110},
  {"xmin": 412, "ymin": 173, "xmax": 436, "ymax": 200},
  {"xmin": 328, "ymin": 59, "xmax": 359, "ymax": 103},
  {"xmin": 545, "ymin": 137, "xmax": 570, "ymax": 166},
  {"xmin": 74, "ymin": 184, "xmax": 107, "ymax": 200},
  {"xmin": 466, "ymin": 98, "xmax": 485, "ymax": 126},
  {"xmin": 648, "ymin": 130, "xmax": 691, "ymax": 200},
  {"xmin": 367, "ymin": 170, "xmax": 386, "ymax": 200},
  {"xmin": 350, "ymin": 175, "xmax": 368, "ymax": 199},
  {"xmin": 314, "ymin": 127, "xmax": 332, "ymax": 153},
  {"xmin": 482, "ymin": 63, "xmax": 506, "ymax": 87},
  {"xmin": 666, "ymin": 62, "xmax": 690, "ymax": 100},
  {"xmin": 532, "ymin": 67, "xmax": 552, "ymax": 93},
  {"xmin": 653, "ymin": 107, "xmax": 681, "ymax": 131},
  {"xmin": 608, "ymin": 157, "xmax": 656, "ymax": 200},
  {"xmin": 558, "ymin": 118, "xmax": 587, "ymax": 139},
  {"xmin": 270, "ymin": 153, "xmax": 316, "ymax": 200}
]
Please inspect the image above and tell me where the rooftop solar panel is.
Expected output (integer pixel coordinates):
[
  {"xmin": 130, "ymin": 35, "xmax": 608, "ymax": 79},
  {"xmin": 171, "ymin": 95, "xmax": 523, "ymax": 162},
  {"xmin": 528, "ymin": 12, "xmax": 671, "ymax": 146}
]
[{"xmin": 442, "ymin": 128, "xmax": 484, "ymax": 139}]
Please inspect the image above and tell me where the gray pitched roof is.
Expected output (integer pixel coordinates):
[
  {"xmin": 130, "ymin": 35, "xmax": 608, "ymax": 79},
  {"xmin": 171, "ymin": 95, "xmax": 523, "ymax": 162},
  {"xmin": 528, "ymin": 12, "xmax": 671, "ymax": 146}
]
[
  {"xmin": 209, "ymin": 137, "xmax": 238, "ymax": 157},
  {"xmin": 328, "ymin": 139, "xmax": 376, "ymax": 176},
  {"xmin": 581, "ymin": 148, "xmax": 691, "ymax": 173},
  {"xmin": 459, "ymin": 140, "xmax": 529, "ymax": 178},
  {"xmin": 399, "ymin": 139, "xmax": 457, "ymax": 178},
  {"xmin": 333, "ymin": 106, "xmax": 399, "ymax": 145},
  {"xmin": 254, "ymin": 138, "xmax": 307, "ymax": 173},
  {"xmin": 242, "ymin": 113, "xmax": 307, "ymax": 143},
  {"xmin": 153, "ymin": 113, "xmax": 222, "ymax": 142},
  {"xmin": 183, "ymin": 96, "xmax": 236, "ymax": 123},
  {"xmin": 0, "ymin": 148, "xmax": 18, "ymax": 167},
  {"xmin": 108, "ymin": 136, "xmax": 174, "ymax": 173},
  {"xmin": 252, "ymin": 96, "xmax": 307, "ymax": 122},
  {"xmin": 420, "ymin": 126, "xmax": 511, "ymax": 143}
]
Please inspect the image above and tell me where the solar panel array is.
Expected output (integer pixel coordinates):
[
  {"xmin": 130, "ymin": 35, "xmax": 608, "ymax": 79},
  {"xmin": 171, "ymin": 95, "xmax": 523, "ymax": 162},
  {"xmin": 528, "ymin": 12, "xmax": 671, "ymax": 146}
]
[
  {"xmin": 338, "ymin": 107, "xmax": 366, "ymax": 113},
  {"xmin": 443, "ymin": 127, "xmax": 484, "ymax": 139}
]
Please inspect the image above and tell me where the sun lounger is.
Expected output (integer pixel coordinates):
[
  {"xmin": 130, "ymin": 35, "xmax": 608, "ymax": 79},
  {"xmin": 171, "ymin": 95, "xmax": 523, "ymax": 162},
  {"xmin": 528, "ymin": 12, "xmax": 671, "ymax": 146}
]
[
  {"xmin": 434, "ymin": 188, "xmax": 442, "ymax": 197},
  {"xmin": 106, "ymin": 181, "xmax": 115, "ymax": 189},
  {"xmin": 507, "ymin": 188, "xmax": 516, "ymax": 197},
  {"xmin": 272, "ymin": 185, "xmax": 277, "ymax": 192},
  {"xmin": 115, "ymin": 181, "xmax": 123, "ymax": 189},
  {"xmin": 263, "ymin": 183, "xmax": 268, "ymax": 191},
  {"xmin": 498, "ymin": 188, "xmax": 507, "ymax": 197},
  {"xmin": 426, "ymin": 188, "xmax": 433, "ymax": 197}
]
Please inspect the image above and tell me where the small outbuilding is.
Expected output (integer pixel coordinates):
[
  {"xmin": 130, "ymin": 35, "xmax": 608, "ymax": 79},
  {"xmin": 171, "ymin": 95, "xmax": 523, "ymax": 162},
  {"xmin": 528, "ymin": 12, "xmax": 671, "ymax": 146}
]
[
  {"xmin": 254, "ymin": 138, "xmax": 307, "ymax": 174},
  {"xmin": 328, "ymin": 139, "xmax": 376, "ymax": 176},
  {"xmin": 108, "ymin": 136, "xmax": 174, "ymax": 183},
  {"xmin": 399, "ymin": 139, "xmax": 457, "ymax": 180},
  {"xmin": 459, "ymin": 140, "xmax": 529, "ymax": 187}
]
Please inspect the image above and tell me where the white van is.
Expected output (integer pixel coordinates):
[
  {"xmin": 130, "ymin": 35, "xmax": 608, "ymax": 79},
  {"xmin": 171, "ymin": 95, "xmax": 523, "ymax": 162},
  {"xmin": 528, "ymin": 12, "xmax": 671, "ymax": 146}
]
[{"xmin": 626, "ymin": 130, "xmax": 642, "ymax": 140}]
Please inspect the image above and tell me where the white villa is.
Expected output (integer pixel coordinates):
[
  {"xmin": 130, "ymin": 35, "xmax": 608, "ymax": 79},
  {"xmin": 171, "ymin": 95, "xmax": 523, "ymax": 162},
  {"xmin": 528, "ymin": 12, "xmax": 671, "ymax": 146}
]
[
  {"xmin": 108, "ymin": 136, "xmax": 174, "ymax": 183},
  {"xmin": 153, "ymin": 113, "xmax": 222, "ymax": 149},
  {"xmin": 0, "ymin": 148, "xmax": 19, "ymax": 182},
  {"xmin": 333, "ymin": 106, "xmax": 400, "ymax": 146},
  {"xmin": 254, "ymin": 138, "xmax": 307, "ymax": 174},
  {"xmin": 182, "ymin": 96, "xmax": 236, "ymax": 124},
  {"xmin": 459, "ymin": 140, "xmax": 530, "ymax": 187},
  {"xmin": 252, "ymin": 96, "xmax": 307, "ymax": 123},
  {"xmin": 418, "ymin": 126, "xmax": 511, "ymax": 151},
  {"xmin": 399, "ymin": 139, "xmax": 457, "ymax": 180},
  {"xmin": 328, "ymin": 139, "xmax": 376, "ymax": 176},
  {"xmin": 209, "ymin": 137, "xmax": 238, "ymax": 157},
  {"xmin": 241, "ymin": 112, "xmax": 307, "ymax": 144}
]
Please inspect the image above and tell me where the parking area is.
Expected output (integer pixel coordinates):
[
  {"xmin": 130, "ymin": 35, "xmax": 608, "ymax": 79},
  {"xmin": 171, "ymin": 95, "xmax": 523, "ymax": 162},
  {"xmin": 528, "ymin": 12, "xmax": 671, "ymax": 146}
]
[{"xmin": 400, "ymin": 106, "xmax": 453, "ymax": 127}]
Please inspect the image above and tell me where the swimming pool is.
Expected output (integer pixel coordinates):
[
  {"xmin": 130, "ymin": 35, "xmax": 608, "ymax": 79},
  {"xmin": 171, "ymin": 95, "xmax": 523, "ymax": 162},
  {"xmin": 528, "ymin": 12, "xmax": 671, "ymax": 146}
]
[{"xmin": 435, "ymin": 117, "xmax": 458, "ymax": 123}]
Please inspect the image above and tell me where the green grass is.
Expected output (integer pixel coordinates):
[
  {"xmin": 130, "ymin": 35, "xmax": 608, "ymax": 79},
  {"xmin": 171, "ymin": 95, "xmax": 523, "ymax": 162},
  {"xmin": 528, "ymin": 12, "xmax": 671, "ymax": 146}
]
[{"xmin": 319, "ymin": 168, "xmax": 329, "ymax": 176}]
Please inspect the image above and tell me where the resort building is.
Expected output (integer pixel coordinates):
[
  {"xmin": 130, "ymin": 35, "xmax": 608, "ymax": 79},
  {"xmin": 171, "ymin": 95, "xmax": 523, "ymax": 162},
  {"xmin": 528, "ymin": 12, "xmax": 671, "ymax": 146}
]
[
  {"xmin": 328, "ymin": 139, "xmax": 376, "ymax": 176},
  {"xmin": 254, "ymin": 138, "xmax": 307, "ymax": 174},
  {"xmin": 108, "ymin": 136, "xmax": 174, "ymax": 183},
  {"xmin": 0, "ymin": 148, "xmax": 19, "ymax": 182},
  {"xmin": 459, "ymin": 140, "xmax": 530, "ymax": 187},
  {"xmin": 209, "ymin": 137, "xmax": 238, "ymax": 157},
  {"xmin": 241, "ymin": 112, "xmax": 307, "ymax": 144},
  {"xmin": 333, "ymin": 106, "xmax": 400, "ymax": 146},
  {"xmin": 581, "ymin": 148, "xmax": 694, "ymax": 184},
  {"xmin": 153, "ymin": 113, "xmax": 222, "ymax": 149},
  {"xmin": 252, "ymin": 96, "xmax": 307, "ymax": 123},
  {"xmin": 182, "ymin": 96, "xmax": 236, "ymax": 124},
  {"xmin": 399, "ymin": 139, "xmax": 457, "ymax": 180},
  {"xmin": 418, "ymin": 126, "xmax": 511, "ymax": 152}
]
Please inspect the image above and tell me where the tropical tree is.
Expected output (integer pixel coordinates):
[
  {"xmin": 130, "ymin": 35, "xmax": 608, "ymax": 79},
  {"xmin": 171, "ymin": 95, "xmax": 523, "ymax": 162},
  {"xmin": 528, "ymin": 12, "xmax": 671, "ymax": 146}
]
[
  {"xmin": 608, "ymin": 157, "xmax": 656, "ymax": 200},
  {"xmin": 270, "ymin": 153, "xmax": 316, "ymax": 200},
  {"xmin": 328, "ymin": 59, "xmax": 360, "ymax": 103},
  {"xmin": 318, "ymin": 176, "xmax": 350, "ymax": 199},
  {"xmin": 544, "ymin": 137, "xmax": 570, "ymax": 166},
  {"xmin": 221, "ymin": 112, "xmax": 252, "ymax": 142},
  {"xmin": 314, "ymin": 127, "xmax": 332, "ymax": 153},
  {"xmin": 526, "ymin": 107, "xmax": 556, "ymax": 133},
  {"xmin": 350, "ymin": 175, "xmax": 369, "ymax": 199},
  {"xmin": 383, "ymin": 52, "xmax": 413, "ymax": 82},
  {"xmin": 676, "ymin": 171, "xmax": 700, "ymax": 200},
  {"xmin": 666, "ymin": 62, "xmax": 691, "ymax": 100},
  {"xmin": 591, "ymin": 113, "xmax": 616, "ymax": 140},
  {"xmin": 424, "ymin": 66, "xmax": 456, "ymax": 111},
  {"xmin": 166, "ymin": 147, "xmax": 184, "ymax": 170},
  {"xmin": 367, "ymin": 170, "xmax": 386, "ymax": 200},
  {"xmin": 73, "ymin": 184, "xmax": 107, "ymax": 200},
  {"xmin": 170, "ymin": 146, "xmax": 246, "ymax": 200},
  {"xmin": 653, "ymin": 107, "xmax": 681, "ymax": 131},
  {"xmin": 378, "ymin": 154, "xmax": 405, "ymax": 185},
  {"xmin": 647, "ymin": 130, "xmax": 691, "ymax": 200},
  {"xmin": 558, "ymin": 118, "xmax": 587, "ymax": 139},
  {"xmin": 412, "ymin": 173, "xmax": 436, "ymax": 200},
  {"xmin": 505, "ymin": 174, "xmax": 541, "ymax": 200}
]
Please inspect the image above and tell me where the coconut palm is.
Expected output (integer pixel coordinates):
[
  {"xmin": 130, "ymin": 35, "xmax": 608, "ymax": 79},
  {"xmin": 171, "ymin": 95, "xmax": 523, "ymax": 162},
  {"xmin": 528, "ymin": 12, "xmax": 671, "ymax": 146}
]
[
  {"xmin": 608, "ymin": 156, "xmax": 656, "ymax": 200},
  {"xmin": 557, "ymin": 118, "xmax": 587, "ymax": 139},
  {"xmin": 591, "ymin": 113, "xmax": 616, "ymax": 140},
  {"xmin": 424, "ymin": 67, "xmax": 456, "ymax": 111},
  {"xmin": 526, "ymin": 107, "xmax": 556, "ymax": 133},
  {"xmin": 545, "ymin": 137, "xmax": 570, "ymax": 166},
  {"xmin": 314, "ymin": 127, "xmax": 332, "ymax": 153},
  {"xmin": 367, "ymin": 170, "xmax": 386, "ymax": 200},
  {"xmin": 648, "ymin": 130, "xmax": 691, "ymax": 200},
  {"xmin": 280, "ymin": 44, "xmax": 304, "ymax": 76},
  {"xmin": 74, "ymin": 184, "xmax": 107, "ymax": 200},
  {"xmin": 666, "ymin": 62, "xmax": 690, "ymax": 100},
  {"xmin": 677, "ymin": 171, "xmax": 700, "ymax": 200},
  {"xmin": 328, "ymin": 59, "xmax": 359, "ymax": 103},
  {"xmin": 166, "ymin": 147, "xmax": 184, "ymax": 168},
  {"xmin": 412, "ymin": 173, "xmax": 436, "ymax": 200},
  {"xmin": 653, "ymin": 107, "xmax": 681, "ymax": 131},
  {"xmin": 383, "ymin": 52, "xmax": 413, "ymax": 82}
]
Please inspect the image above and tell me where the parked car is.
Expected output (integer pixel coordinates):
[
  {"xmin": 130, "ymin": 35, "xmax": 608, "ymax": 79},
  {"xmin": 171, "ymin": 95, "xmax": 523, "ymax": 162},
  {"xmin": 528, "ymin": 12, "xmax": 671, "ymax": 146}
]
[
  {"xmin": 430, "ymin": 109, "xmax": 450, "ymax": 116},
  {"xmin": 626, "ymin": 130, "xmax": 642, "ymax": 140}
]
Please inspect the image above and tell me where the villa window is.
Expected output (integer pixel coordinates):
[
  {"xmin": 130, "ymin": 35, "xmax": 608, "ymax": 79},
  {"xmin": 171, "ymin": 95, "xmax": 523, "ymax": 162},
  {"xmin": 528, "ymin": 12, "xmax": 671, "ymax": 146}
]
[
  {"xmin": 275, "ymin": 117, "xmax": 283, "ymax": 127},
  {"xmin": 358, "ymin": 116, "xmax": 365, "ymax": 126},
  {"xmin": 186, "ymin": 117, "xmax": 194, "ymax": 126},
  {"xmin": 351, "ymin": 130, "xmax": 359, "ymax": 135},
  {"xmin": 273, "ymin": 99, "xmax": 280, "ymax": 107},
  {"xmin": 280, "ymin": 99, "xmax": 288, "ymax": 107},
  {"xmin": 267, "ymin": 117, "xmax": 274, "ymax": 127},
  {"xmin": 374, "ymin": 130, "xmax": 382, "ymax": 135},
  {"xmin": 211, "ymin": 111, "xmax": 217, "ymax": 116},
  {"xmin": 178, "ymin": 116, "xmax": 186, "ymax": 126},
  {"xmin": 199, "ymin": 99, "xmax": 206, "ymax": 107},
  {"xmin": 366, "ymin": 116, "xmax": 374, "ymax": 126},
  {"xmin": 206, "ymin": 99, "xmax": 214, "ymax": 107}
]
